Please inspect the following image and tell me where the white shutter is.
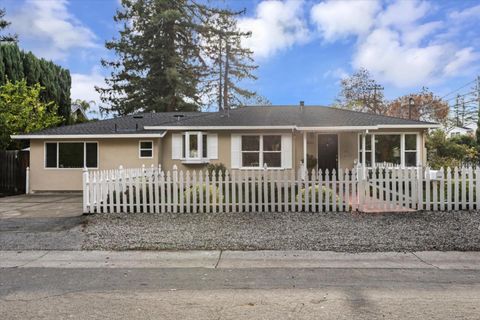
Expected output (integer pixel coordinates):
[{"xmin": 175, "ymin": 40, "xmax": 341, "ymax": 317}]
[
  {"xmin": 207, "ymin": 133, "xmax": 218, "ymax": 159},
  {"xmin": 231, "ymin": 134, "xmax": 241, "ymax": 169},
  {"xmin": 281, "ymin": 134, "xmax": 292, "ymax": 169},
  {"xmin": 172, "ymin": 133, "xmax": 182, "ymax": 159}
]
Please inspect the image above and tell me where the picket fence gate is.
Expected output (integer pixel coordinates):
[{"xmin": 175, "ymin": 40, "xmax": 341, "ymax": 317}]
[{"xmin": 82, "ymin": 165, "xmax": 480, "ymax": 214}]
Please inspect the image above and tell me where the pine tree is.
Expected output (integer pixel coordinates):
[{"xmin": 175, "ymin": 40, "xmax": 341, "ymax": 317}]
[
  {"xmin": 201, "ymin": 11, "xmax": 259, "ymax": 111},
  {"xmin": 0, "ymin": 8, "xmax": 17, "ymax": 43},
  {"xmin": 98, "ymin": 0, "xmax": 212, "ymax": 115}
]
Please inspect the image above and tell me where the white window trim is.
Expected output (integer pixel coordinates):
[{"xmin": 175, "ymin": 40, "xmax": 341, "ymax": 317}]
[
  {"xmin": 240, "ymin": 134, "xmax": 282, "ymax": 169},
  {"xmin": 139, "ymin": 140, "xmax": 154, "ymax": 159},
  {"xmin": 182, "ymin": 131, "xmax": 209, "ymax": 163},
  {"xmin": 44, "ymin": 141, "xmax": 99, "ymax": 170},
  {"xmin": 357, "ymin": 132, "xmax": 420, "ymax": 168}
]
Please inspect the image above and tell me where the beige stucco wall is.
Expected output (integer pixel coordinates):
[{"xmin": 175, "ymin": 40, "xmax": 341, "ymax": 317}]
[
  {"xmin": 30, "ymin": 138, "xmax": 161, "ymax": 192},
  {"xmin": 29, "ymin": 128, "xmax": 428, "ymax": 192}
]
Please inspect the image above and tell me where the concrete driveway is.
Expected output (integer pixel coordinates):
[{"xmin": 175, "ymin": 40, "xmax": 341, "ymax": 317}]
[
  {"xmin": 0, "ymin": 193, "xmax": 83, "ymax": 219},
  {"xmin": 0, "ymin": 194, "xmax": 85, "ymax": 250}
]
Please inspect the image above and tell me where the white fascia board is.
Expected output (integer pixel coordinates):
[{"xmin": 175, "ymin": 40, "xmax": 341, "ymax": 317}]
[
  {"xmin": 144, "ymin": 126, "xmax": 296, "ymax": 130},
  {"xmin": 297, "ymin": 126, "xmax": 378, "ymax": 131},
  {"xmin": 11, "ymin": 132, "xmax": 167, "ymax": 139},
  {"xmin": 143, "ymin": 124, "xmax": 439, "ymax": 132},
  {"xmin": 298, "ymin": 124, "xmax": 440, "ymax": 131},
  {"xmin": 376, "ymin": 124, "xmax": 441, "ymax": 129}
]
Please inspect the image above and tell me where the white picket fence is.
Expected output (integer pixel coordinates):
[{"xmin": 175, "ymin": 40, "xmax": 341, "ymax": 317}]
[{"xmin": 82, "ymin": 165, "xmax": 480, "ymax": 213}]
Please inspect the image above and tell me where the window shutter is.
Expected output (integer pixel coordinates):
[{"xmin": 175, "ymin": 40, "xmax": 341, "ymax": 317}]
[
  {"xmin": 281, "ymin": 134, "xmax": 292, "ymax": 169},
  {"xmin": 207, "ymin": 133, "xmax": 218, "ymax": 159},
  {"xmin": 231, "ymin": 134, "xmax": 241, "ymax": 169},
  {"xmin": 172, "ymin": 133, "xmax": 182, "ymax": 159}
]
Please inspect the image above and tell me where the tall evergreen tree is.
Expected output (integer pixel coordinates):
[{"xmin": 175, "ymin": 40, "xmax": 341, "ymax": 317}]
[
  {"xmin": 201, "ymin": 11, "xmax": 259, "ymax": 111},
  {"xmin": 98, "ymin": 0, "xmax": 260, "ymax": 115},
  {"xmin": 98, "ymin": 0, "xmax": 211, "ymax": 115},
  {"xmin": 0, "ymin": 8, "xmax": 17, "ymax": 43},
  {"xmin": 0, "ymin": 44, "xmax": 71, "ymax": 121}
]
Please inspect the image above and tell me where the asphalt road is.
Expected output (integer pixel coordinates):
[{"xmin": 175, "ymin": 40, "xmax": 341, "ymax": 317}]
[{"xmin": 1, "ymin": 252, "xmax": 480, "ymax": 319}]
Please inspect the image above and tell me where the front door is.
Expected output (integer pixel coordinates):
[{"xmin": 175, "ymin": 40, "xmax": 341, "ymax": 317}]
[{"xmin": 317, "ymin": 134, "xmax": 338, "ymax": 173}]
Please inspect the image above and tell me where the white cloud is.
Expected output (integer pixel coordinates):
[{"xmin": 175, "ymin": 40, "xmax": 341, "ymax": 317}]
[
  {"xmin": 10, "ymin": 0, "xmax": 97, "ymax": 61},
  {"xmin": 71, "ymin": 68, "xmax": 106, "ymax": 116},
  {"xmin": 310, "ymin": 0, "xmax": 380, "ymax": 41},
  {"xmin": 353, "ymin": 28, "xmax": 447, "ymax": 87},
  {"xmin": 238, "ymin": 0, "xmax": 310, "ymax": 58},
  {"xmin": 449, "ymin": 4, "xmax": 480, "ymax": 21},
  {"xmin": 377, "ymin": 0, "xmax": 430, "ymax": 28},
  {"xmin": 323, "ymin": 68, "xmax": 348, "ymax": 80},
  {"xmin": 443, "ymin": 47, "xmax": 479, "ymax": 76},
  {"xmin": 310, "ymin": 0, "xmax": 479, "ymax": 87}
]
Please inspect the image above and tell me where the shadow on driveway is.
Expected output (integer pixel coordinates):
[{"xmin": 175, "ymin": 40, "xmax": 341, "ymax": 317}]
[{"xmin": 0, "ymin": 194, "xmax": 85, "ymax": 250}]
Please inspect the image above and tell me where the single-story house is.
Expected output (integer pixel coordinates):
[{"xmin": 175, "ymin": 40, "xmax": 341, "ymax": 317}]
[
  {"xmin": 447, "ymin": 124, "xmax": 477, "ymax": 138},
  {"xmin": 12, "ymin": 105, "xmax": 439, "ymax": 193}
]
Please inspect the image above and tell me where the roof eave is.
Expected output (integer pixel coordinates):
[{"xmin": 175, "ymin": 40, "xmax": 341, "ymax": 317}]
[{"xmin": 11, "ymin": 132, "xmax": 167, "ymax": 139}]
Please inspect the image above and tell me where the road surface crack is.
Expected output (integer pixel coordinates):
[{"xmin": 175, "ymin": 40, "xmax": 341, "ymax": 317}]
[
  {"xmin": 410, "ymin": 252, "xmax": 440, "ymax": 269},
  {"xmin": 215, "ymin": 250, "xmax": 223, "ymax": 268}
]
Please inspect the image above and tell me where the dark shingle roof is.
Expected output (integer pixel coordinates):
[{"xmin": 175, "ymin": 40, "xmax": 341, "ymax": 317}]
[
  {"xmin": 21, "ymin": 106, "xmax": 437, "ymax": 136},
  {"xmin": 149, "ymin": 106, "xmax": 437, "ymax": 127}
]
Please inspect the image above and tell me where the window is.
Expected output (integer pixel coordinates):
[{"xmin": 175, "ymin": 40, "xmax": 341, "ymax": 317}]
[
  {"xmin": 404, "ymin": 134, "xmax": 417, "ymax": 167},
  {"xmin": 375, "ymin": 135, "xmax": 401, "ymax": 165},
  {"xmin": 357, "ymin": 133, "xmax": 419, "ymax": 167},
  {"xmin": 183, "ymin": 132, "xmax": 207, "ymax": 160},
  {"xmin": 263, "ymin": 135, "xmax": 281, "ymax": 168},
  {"xmin": 242, "ymin": 136, "xmax": 260, "ymax": 167},
  {"xmin": 241, "ymin": 135, "xmax": 282, "ymax": 168},
  {"xmin": 358, "ymin": 134, "xmax": 372, "ymax": 167},
  {"xmin": 45, "ymin": 142, "xmax": 98, "ymax": 168},
  {"xmin": 139, "ymin": 141, "xmax": 153, "ymax": 158},
  {"xmin": 45, "ymin": 143, "xmax": 57, "ymax": 168},
  {"xmin": 59, "ymin": 143, "xmax": 84, "ymax": 168}
]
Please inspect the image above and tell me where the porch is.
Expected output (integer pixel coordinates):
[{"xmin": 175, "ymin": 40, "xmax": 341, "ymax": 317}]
[{"xmin": 295, "ymin": 129, "xmax": 426, "ymax": 177}]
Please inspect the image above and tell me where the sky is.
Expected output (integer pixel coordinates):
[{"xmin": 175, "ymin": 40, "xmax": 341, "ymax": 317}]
[{"xmin": 2, "ymin": 0, "xmax": 480, "ymax": 116}]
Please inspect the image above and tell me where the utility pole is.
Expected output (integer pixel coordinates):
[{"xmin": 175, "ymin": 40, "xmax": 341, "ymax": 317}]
[
  {"xmin": 218, "ymin": 34, "xmax": 223, "ymax": 112},
  {"xmin": 476, "ymin": 76, "xmax": 480, "ymax": 149},
  {"xmin": 366, "ymin": 84, "xmax": 384, "ymax": 114},
  {"xmin": 455, "ymin": 94, "xmax": 460, "ymax": 127},
  {"xmin": 223, "ymin": 41, "xmax": 230, "ymax": 111}
]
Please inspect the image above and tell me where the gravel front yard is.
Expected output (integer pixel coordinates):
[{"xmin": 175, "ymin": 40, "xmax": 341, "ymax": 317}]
[{"xmin": 82, "ymin": 211, "xmax": 480, "ymax": 252}]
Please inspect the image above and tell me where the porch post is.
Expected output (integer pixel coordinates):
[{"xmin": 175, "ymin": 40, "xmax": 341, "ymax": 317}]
[
  {"xmin": 303, "ymin": 131, "xmax": 307, "ymax": 179},
  {"xmin": 361, "ymin": 133, "xmax": 366, "ymax": 179}
]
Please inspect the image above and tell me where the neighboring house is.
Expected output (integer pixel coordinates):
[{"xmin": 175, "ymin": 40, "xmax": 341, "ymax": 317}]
[
  {"xmin": 70, "ymin": 104, "xmax": 89, "ymax": 123},
  {"xmin": 12, "ymin": 105, "xmax": 439, "ymax": 192},
  {"xmin": 447, "ymin": 124, "xmax": 476, "ymax": 138}
]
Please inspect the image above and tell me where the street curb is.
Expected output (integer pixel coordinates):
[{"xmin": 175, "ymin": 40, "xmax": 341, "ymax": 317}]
[{"xmin": 2, "ymin": 250, "xmax": 480, "ymax": 270}]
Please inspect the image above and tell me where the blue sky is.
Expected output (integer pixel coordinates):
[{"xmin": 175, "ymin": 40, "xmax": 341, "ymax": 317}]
[{"xmin": 3, "ymin": 0, "xmax": 480, "ymax": 115}]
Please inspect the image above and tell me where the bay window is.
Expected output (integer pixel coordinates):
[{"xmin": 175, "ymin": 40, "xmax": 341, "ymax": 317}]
[
  {"xmin": 182, "ymin": 132, "xmax": 207, "ymax": 161},
  {"xmin": 45, "ymin": 142, "xmax": 98, "ymax": 169},
  {"xmin": 241, "ymin": 135, "xmax": 282, "ymax": 168},
  {"xmin": 357, "ymin": 133, "xmax": 419, "ymax": 167}
]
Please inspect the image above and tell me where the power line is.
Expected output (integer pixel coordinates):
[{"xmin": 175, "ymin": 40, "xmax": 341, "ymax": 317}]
[
  {"xmin": 439, "ymin": 79, "xmax": 477, "ymax": 100},
  {"xmin": 444, "ymin": 90, "xmax": 476, "ymax": 103}
]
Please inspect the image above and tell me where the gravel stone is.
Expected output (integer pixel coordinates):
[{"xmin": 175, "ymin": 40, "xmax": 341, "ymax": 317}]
[{"xmin": 82, "ymin": 211, "xmax": 480, "ymax": 252}]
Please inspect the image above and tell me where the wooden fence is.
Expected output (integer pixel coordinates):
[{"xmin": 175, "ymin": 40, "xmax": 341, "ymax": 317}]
[
  {"xmin": 82, "ymin": 165, "xmax": 480, "ymax": 213},
  {"xmin": 0, "ymin": 150, "xmax": 29, "ymax": 196}
]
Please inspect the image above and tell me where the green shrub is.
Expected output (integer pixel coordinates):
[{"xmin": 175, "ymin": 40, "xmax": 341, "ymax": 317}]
[
  {"xmin": 206, "ymin": 163, "xmax": 227, "ymax": 178},
  {"xmin": 184, "ymin": 183, "xmax": 224, "ymax": 203},
  {"xmin": 296, "ymin": 185, "xmax": 335, "ymax": 203}
]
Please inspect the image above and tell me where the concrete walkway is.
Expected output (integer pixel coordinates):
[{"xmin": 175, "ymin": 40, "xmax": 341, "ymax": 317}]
[{"xmin": 2, "ymin": 250, "xmax": 480, "ymax": 270}]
